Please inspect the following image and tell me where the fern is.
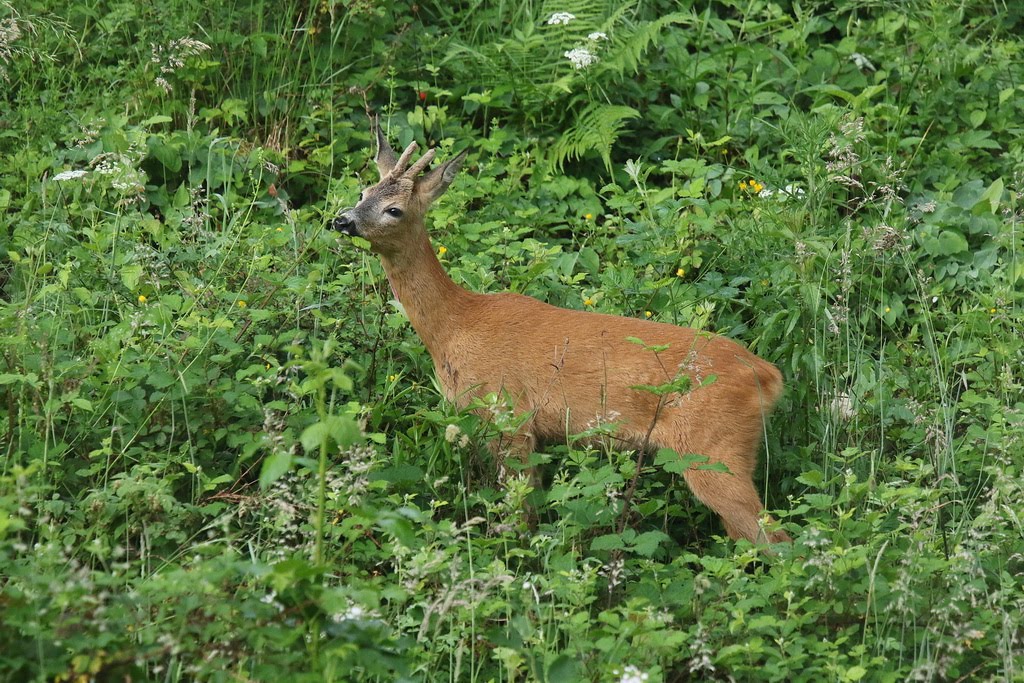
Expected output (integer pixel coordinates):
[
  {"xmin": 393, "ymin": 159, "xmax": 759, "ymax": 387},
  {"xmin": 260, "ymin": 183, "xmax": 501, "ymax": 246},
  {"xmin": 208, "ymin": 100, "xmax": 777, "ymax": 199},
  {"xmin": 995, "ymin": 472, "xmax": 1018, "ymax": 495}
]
[
  {"xmin": 549, "ymin": 103, "xmax": 640, "ymax": 174},
  {"xmin": 598, "ymin": 11, "xmax": 697, "ymax": 77}
]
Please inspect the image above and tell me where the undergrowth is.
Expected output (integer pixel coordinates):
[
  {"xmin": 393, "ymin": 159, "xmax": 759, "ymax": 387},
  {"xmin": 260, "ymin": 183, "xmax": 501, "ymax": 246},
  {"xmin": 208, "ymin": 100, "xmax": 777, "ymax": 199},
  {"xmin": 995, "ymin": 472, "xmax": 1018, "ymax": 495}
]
[{"xmin": 1, "ymin": 0, "xmax": 1022, "ymax": 681}]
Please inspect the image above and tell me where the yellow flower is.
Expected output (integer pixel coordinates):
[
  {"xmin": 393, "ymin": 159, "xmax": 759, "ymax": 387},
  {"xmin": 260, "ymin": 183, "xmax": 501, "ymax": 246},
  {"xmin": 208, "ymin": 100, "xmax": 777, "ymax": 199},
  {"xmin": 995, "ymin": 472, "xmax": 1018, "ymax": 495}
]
[
  {"xmin": 884, "ymin": 306, "xmax": 891, "ymax": 313},
  {"xmin": 989, "ymin": 307, "xmax": 997, "ymax": 314},
  {"xmin": 739, "ymin": 180, "xmax": 748, "ymax": 190},
  {"xmin": 238, "ymin": 300, "xmax": 247, "ymax": 308},
  {"xmin": 137, "ymin": 295, "xmax": 147, "ymax": 304},
  {"xmin": 438, "ymin": 245, "xmax": 448, "ymax": 256},
  {"xmin": 676, "ymin": 268, "xmax": 685, "ymax": 278},
  {"xmin": 584, "ymin": 213, "xmax": 593, "ymax": 220},
  {"xmin": 584, "ymin": 297, "xmax": 594, "ymax": 306},
  {"xmin": 644, "ymin": 310, "xmax": 652, "ymax": 318},
  {"xmin": 387, "ymin": 374, "xmax": 398, "ymax": 382},
  {"xmin": 276, "ymin": 227, "xmax": 283, "ymax": 232}
]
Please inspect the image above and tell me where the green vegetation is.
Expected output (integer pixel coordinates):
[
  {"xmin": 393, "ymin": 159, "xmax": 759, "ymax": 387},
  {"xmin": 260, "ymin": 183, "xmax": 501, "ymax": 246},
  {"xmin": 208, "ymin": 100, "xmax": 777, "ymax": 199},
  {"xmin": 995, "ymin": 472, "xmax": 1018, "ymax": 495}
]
[{"xmin": 2, "ymin": 0, "xmax": 1022, "ymax": 680}]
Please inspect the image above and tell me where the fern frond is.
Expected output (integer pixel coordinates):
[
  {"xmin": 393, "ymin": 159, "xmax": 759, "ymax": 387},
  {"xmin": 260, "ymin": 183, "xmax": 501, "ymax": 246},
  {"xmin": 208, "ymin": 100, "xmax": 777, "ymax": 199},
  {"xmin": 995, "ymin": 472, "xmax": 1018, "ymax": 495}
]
[
  {"xmin": 599, "ymin": 11, "xmax": 697, "ymax": 77},
  {"xmin": 549, "ymin": 103, "xmax": 640, "ymax": 174}
]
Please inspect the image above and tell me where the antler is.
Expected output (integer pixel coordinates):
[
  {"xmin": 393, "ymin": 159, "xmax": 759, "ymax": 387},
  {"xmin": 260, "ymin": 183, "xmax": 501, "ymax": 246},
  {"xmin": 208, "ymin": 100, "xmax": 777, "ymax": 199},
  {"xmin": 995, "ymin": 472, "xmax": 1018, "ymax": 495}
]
[
  {"xmin": 388, "ymin": 142, "xmax": 420, "ymax": 179},
  {"xmin": 374, "ymin": 115, "xmax": 439, "ymax": 181},
  {"xmin": 405, "ymin": 148, "xmax": 436, "ymax": 178}
]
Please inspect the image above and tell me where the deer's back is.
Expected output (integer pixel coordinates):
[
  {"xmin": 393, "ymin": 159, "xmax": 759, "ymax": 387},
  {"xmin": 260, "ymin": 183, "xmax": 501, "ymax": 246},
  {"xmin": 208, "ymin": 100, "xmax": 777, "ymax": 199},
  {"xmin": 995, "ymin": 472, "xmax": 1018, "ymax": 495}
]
[{"xmin": 431, "ymin": 292, "xmax": 782, "ymax": 443}]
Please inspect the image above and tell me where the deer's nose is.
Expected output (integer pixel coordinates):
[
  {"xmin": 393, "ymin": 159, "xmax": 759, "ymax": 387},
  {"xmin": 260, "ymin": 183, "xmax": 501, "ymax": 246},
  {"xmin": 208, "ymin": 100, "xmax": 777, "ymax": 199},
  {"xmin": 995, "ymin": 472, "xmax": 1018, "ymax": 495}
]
[{"xmin": 333, "ymin": 213, "xmax": 358, "ymax": 236}]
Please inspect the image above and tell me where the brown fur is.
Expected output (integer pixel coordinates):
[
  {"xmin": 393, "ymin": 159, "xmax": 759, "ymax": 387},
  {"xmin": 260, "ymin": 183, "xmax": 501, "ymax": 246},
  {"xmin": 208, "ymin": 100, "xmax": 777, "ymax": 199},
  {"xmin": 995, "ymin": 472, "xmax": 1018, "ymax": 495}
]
[{"xmin": 334, "ymin": 122, "xmax": 790, "ymax": 544}]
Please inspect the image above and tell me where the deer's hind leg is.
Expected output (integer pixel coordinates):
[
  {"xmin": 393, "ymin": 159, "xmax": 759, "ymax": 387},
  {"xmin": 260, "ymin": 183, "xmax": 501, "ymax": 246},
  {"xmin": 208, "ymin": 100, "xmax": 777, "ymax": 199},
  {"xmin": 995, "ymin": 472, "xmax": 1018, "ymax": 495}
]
[
  {"xmin": 655, "ymin": 409, "xmax": 789, "ymax": 545},
  {"xmin": 490, "ymin": 427, "xmax": 539, "ymax": 487},
  {"xmin": 681, "ymin": 467, "xmax": 790, "ymax": 544}
]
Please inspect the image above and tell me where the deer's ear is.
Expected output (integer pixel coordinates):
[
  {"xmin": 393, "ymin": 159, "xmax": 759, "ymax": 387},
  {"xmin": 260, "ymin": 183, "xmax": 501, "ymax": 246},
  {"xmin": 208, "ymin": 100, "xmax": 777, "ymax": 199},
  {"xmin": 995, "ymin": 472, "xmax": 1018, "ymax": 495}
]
[
  {"xmin": 374, "ymin": 117, "xmax": 398, "ymax": 177},
  {"xmin": 416, "ymin": 149, "xmax": 468, "ymax": 203}
]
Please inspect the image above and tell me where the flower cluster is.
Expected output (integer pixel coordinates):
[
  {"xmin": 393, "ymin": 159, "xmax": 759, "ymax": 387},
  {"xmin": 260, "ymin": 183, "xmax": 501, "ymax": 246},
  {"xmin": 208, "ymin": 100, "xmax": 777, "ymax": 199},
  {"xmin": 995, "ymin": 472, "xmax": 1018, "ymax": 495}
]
[
  {"xmin": 89, "ymin": 153, "xmax": 148, "ymax": 206},
  {"xmin": 0, "ymin": 16, "xmax": 22, "ymax": 81},
  {"xmin": 53, "ymin": 169, "xmax": 88, "ymax": 182},
  {"xmin": 740, "ymin": 178, "xmax": 806, "ymax": 201},
  {"xmin": 150, "ymin": 37, "xmax": 211, "ymax": 93},
  {"xmin": 599, "ymin": 555, "xmax": 625, "ymax": 589},
  {"xmin": 739, "ymin": 178, "xmax": 765, "ymax": 194},
  {"xmin": 331, "ymin": 599, "xmax": 378, "ymax": 623},
  {"xmin": 328, "ymin": 443, "xmax": 379, "ymax": 508},
  {"xmin": 546, "ymin": 12, "xmax": 575, "ymax": 25},
  {"xmin": 550, "ymin": 13, "xmax": 609, "ymax": 70},
  {"xmin": 612, "ymin": 665, "xmax": 650, "ymax": 683},
  {"xmin": 564, "ymin": 47, "xmax": 597, "ymax": 70},
  {"xmin": 444, "ymin": 423, "xmax": 470, "ymax": 448}
]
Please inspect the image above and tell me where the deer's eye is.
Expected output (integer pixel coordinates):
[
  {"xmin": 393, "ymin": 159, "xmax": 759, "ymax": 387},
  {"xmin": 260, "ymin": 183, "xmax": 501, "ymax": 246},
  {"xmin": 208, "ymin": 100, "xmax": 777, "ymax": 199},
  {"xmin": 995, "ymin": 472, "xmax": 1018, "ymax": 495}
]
[{"xmin": 384, "ymin": 207, "xmax": 403, "ymax": 218}]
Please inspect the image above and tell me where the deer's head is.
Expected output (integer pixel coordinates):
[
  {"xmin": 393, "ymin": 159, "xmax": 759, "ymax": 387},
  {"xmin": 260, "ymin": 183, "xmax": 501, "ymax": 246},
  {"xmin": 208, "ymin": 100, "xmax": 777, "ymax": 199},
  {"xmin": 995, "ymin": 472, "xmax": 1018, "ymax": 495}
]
[{"xmin": 333, "ymin": 120, "xmax": 466, "ymax": 256}]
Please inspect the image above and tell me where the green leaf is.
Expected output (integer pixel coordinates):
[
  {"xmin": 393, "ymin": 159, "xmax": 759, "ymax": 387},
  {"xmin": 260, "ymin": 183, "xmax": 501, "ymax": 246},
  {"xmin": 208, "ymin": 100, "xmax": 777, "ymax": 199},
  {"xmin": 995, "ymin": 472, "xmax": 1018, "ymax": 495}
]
[
  {"xmin": 546, "ymin": 655, "xmax": 581, "ymax": 682},
  {"xmin": 654, "ymin": 448, "xmax": 710, "ymax": 474},
  {"xmin": 259, "ymin": 450, "xmax": 292, "ymax": 489},
  {"xmin": 300, "ymin": 415, "xmax": 361, "ymax": 452},
  {"xmin": 0, "ymin": 372, "xmax": 40, "ymax": 387},
  {"xmin": 149, "ymin": 139, "xmax": 182, "ymax": 172},
  {"xmin": 797, "ymin": 470, "xmax": 825, "ymax": 488},
  {"xmin": 846, "ymin": 665, "xmax": 867, "ymax": 681},
  {"xmin": 922, "ymin": 229, "xmax": 968, "ymax": 256},
  {"xmin": 590, "ymin": 533, "xmax": 625, "ymax": 551},
  {"xmin": 300, "ymin": 422, "xmax": 330, "ymax": 452},
  {"xmin": 142, "ymin": 115, "xmax": 173, "ymax": 126},
  {"xmin": 976, "ymin": 177, "xmax": 1004, "ymax": 215},
  {"xmin": 752, "ymin": 91, "xmax": 787, "ymax": 106},
  {"xmin": 377, "ymin": 514, "xmax": 418, "ymax": 548},
  {"xmin": 952, "ymin": 179, "xmax": 985, "ymax": 209},
  {"xmin": 120, "ymin": 264, "xmax": 144, "ymax": 292},
  {"xmin": 71, "ymin": 398, "xmax": 94, "ymax": 412},
  {"xmin": 633, "ymin": 530, "xmax": 669, "ymax": 556}
]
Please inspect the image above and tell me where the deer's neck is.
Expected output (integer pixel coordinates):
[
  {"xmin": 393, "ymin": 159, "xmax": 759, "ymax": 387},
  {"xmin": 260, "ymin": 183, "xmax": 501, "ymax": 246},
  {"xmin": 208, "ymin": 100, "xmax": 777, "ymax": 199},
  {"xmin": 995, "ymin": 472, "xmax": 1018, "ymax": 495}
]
[{"xmin": 380, "ymin": 227, "xmax": 473, "ymax": 355}]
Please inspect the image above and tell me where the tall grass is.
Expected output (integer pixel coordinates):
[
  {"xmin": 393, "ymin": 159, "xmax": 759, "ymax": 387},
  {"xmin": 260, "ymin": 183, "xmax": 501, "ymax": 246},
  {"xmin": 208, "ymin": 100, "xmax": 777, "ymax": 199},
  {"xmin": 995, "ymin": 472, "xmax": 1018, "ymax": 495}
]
[{"xmin": 0, "ymin": 1, "xmax": 1021, "ymax": 681}]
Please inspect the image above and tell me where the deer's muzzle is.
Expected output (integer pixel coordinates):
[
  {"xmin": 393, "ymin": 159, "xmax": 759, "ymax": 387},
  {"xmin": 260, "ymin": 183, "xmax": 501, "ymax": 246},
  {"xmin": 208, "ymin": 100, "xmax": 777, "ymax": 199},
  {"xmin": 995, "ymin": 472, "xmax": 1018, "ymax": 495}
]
[{"xmin": 332, "ymin": 213, "xmax": 359, "ymax": 236}]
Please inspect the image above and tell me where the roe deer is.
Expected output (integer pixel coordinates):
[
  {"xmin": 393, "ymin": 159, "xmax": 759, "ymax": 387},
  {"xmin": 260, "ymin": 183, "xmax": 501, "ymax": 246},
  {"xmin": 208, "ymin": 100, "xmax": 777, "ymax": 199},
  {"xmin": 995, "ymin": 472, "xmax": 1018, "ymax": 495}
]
[{"xmin": 333, "ymin": 121, "xmax": 790, "ymax": 545}]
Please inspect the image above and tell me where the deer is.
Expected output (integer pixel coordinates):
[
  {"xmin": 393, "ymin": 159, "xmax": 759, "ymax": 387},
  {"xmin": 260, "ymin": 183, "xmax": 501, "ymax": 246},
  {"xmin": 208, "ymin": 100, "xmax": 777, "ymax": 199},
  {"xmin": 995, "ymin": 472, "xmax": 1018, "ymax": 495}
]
[{"xmin": 333, "ymin": 121, "xmax": 791, "ymax": 545}]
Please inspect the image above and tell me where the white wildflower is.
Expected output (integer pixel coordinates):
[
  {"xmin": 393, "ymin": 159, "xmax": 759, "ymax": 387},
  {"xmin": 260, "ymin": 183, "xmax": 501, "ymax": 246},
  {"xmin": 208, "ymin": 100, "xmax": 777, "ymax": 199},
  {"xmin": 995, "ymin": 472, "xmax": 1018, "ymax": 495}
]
[
  {"xmin": 757, "ymin": 183, "xmax": 805, "ymax": 201},
  {"xmin": 588, "ymin": 31, "xmax": 608, "ymax": 41},
  {"xmin": 564, "ymin": 47, "xmax": 597, "ymax": 70},
  {"xmin": 444, "ymin": 424, "xmax": 462, "ymax": 443},
  {"xmin": 0, "ymin": 17, "xmax": 22, "ymax": 80},
  {"xmin": 52, "ymin": 169, "xmax": 88, "ymax": 181},
  {"xmin": 149, "ymin": 37, "xmax": 211, "ymax": 91},
  {"xmin": 830, "ymin": 392, "xmax": 855, "ymax": 421},
  {"xmin": 332, "ymin": 601, "xmax": 374, "ymax": 623},
  {"xmin": 546, "ymin": 12, "xmax": 576, "ymax": 25},
  {"xmin": 613, "ymin": 665, "xmax": 650, "ymax": 683},
  {"xmin": 783, "ymin": 183, "xmax": 805, "ymax": 198},
  {"xmin": 850, "ymin": 52, "xmax": 875, "ymax": 72}
]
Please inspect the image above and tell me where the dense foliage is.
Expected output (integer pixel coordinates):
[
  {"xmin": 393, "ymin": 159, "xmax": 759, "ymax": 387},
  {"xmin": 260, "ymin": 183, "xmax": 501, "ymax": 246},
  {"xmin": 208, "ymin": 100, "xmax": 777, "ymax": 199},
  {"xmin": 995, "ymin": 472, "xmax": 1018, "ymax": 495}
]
[{"xmin": 2, "ymin": 0, "xmax": 1022, "ymax": 680}]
